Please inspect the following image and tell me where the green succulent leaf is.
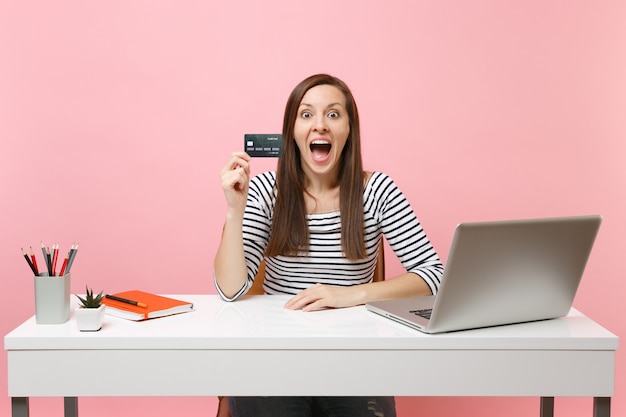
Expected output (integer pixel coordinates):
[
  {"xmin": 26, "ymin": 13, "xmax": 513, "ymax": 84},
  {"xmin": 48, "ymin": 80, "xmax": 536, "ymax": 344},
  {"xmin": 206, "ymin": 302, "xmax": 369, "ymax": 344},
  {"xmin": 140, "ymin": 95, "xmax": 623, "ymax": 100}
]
[{"xmin": 75, "ymin": 285, "xmax": 104, "ymax": 308}]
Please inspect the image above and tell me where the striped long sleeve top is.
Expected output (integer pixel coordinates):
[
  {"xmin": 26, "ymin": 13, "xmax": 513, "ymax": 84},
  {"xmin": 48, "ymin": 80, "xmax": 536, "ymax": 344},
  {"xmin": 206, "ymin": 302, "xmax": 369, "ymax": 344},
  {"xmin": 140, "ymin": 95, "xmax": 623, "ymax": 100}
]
[{"xmin": 215, "ymin": 171, "xmax": 444, "ymax": 301}]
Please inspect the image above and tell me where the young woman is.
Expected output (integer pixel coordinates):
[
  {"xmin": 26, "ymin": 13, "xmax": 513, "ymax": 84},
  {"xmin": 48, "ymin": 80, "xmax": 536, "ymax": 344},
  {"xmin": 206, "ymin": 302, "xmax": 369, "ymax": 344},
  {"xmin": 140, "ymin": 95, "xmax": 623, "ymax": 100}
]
[{"xmin": 214, "ymin": 74, "xmax": 444, "ymax": 417}]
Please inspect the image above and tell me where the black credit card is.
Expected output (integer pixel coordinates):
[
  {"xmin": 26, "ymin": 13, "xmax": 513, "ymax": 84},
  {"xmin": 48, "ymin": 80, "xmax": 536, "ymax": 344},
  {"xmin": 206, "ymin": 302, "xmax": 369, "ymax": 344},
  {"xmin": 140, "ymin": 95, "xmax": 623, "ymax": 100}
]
[{"xmin": 244, "ymin": 134, "xmax": 282, "ymax": 157}]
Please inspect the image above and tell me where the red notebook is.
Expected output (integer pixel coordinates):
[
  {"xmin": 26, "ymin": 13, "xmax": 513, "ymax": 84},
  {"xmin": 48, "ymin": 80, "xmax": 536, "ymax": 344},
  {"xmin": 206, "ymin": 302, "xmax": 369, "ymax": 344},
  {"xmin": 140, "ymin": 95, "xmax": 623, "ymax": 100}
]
[{"xmin": 102, "ymin": 290, "xmax": 194, "ymax": 321}]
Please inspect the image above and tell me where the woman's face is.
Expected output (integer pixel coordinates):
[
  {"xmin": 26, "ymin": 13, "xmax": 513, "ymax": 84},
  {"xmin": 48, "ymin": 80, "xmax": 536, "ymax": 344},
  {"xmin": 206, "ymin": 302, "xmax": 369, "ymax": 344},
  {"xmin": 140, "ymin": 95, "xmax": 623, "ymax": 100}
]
[{"xmin": 293, "ymin": 84, "xmax": 350, "ymax": 182}]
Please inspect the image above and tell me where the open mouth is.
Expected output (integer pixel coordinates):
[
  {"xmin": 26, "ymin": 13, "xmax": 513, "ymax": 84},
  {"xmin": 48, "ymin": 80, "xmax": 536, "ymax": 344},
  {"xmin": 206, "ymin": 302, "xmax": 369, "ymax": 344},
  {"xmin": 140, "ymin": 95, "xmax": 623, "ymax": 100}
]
[{"xmin": 310, "ymin": 140, "xmax": 332, "ymax": 161}]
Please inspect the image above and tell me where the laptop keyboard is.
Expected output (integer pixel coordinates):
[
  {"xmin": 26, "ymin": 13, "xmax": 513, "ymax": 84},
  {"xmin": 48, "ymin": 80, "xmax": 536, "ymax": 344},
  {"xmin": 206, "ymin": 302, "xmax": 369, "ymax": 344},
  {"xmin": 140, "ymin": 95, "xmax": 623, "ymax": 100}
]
[{"xmin": 409, "ymin": 309, "xmax": 432, "ymax": 319}]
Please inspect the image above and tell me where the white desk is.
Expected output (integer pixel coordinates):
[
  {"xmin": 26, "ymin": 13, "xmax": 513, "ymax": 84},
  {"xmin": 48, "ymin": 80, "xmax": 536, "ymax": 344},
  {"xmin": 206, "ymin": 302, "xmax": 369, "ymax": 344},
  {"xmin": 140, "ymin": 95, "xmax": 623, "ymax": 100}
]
[{"xmin": 5, "ymin": 295, "xmax": 618, "ymax": 417}]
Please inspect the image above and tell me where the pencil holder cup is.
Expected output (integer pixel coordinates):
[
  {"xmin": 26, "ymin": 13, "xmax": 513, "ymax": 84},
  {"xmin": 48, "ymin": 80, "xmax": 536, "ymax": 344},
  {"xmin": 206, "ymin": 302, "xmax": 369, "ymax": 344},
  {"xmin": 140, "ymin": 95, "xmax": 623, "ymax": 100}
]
[{"xmin": 34, "ymin": 272, "xmax": 71, "ymax": 324}]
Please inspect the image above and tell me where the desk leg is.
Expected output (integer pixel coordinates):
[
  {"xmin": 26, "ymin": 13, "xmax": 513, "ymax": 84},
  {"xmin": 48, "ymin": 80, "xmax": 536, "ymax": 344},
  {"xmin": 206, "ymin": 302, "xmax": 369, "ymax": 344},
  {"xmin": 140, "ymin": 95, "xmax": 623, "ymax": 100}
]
[
  {"xmin": 64, "ymin": 397, "xmax": 78, "ymax": 417},
  {"xmin": 594, "ymin": 397, "xmax": 610, "ymax": 417},
  {"xmin": 540, "ymin": 397, "xmax": 554, "ymax": 417},
  {"xmin": 11, "ymin": 397, "xmax": 29, "ymax": 417}
]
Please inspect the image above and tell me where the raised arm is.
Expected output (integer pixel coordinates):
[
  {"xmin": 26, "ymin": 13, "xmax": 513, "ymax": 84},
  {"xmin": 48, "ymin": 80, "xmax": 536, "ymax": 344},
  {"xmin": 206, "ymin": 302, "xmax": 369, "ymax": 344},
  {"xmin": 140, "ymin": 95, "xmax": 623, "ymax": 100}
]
[{"xmin": 214, "ymin": 152, "xmax": 252, "ymax": 299}]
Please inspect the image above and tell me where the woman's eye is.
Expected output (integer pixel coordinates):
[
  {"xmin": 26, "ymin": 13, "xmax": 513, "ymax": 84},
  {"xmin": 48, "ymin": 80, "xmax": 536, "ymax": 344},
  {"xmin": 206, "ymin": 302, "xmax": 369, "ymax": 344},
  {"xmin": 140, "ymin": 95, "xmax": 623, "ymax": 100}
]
[
  {"xmin": 301, "ymin": 111, "xmax": 312, "ymax": 118},
  {"xmin": 328, "ymin": 111, "xmax": 339, "ymax": 118}
]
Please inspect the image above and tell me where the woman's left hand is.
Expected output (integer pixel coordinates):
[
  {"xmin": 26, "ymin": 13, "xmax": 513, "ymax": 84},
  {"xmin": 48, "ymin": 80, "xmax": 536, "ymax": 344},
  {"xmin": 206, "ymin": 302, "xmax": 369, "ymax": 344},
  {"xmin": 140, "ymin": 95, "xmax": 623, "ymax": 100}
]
[
  {"xmin": 284, "ymin": 273, "xmax": 433, "ymax": 312},
  {"xmin": 284, "ymin": 284, "xmax": 365, "ymax": 312}
]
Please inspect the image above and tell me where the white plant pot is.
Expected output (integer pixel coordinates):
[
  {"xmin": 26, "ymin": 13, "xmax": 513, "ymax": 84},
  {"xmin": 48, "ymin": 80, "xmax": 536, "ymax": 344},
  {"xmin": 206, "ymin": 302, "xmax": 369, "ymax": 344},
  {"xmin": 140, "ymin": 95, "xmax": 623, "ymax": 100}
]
[{"xmin": 75, "ymin": 304, "xmax": 106, "ymax": 331}]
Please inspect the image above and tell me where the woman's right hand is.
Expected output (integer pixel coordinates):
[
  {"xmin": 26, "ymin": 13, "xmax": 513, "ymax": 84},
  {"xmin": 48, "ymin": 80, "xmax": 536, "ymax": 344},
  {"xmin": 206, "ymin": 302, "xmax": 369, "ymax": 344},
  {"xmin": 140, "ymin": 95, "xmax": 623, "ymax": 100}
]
[
  {"xmin": 220, "ymin": 151, "xmax": 251, "ymax": 215},
  {"xmin": 215, "ymin": 152, "xmax": 252, "ymax": 298}
]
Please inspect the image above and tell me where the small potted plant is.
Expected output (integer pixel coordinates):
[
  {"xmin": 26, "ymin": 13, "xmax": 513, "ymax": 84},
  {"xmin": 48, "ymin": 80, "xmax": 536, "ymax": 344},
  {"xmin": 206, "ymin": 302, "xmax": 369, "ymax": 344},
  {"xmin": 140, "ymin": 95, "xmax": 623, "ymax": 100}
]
[{"xmin": 74, "ymin": 286, "xmax": 106, "ymax": 331}]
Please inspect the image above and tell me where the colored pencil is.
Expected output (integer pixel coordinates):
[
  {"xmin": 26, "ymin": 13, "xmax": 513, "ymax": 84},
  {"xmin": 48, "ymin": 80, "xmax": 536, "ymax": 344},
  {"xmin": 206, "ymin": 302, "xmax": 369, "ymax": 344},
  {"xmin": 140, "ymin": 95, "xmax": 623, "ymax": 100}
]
[
  {"xmin": 45, "ymin": 246, "xmax": 52, "ymax": 275},
  {"xmin": 29, "ymin": 247, "xmax": 39, "ymax": 275},
  {"xmin": 41, "ymin": 242, "xmax": 51, "ymax": 275},
  {"xmin": 59, "ymin": 253, "xmax": 69, "ymax": 276},
  {"xmin": 105, "ymin": 294, "xmax": 148, "ymax": 308},
  {"xmin": 66, "ymin": 243, "xmax": 79, "ymax": 273},
  {"xmin": 21, "ymin": 248, "xmax": 38, "ymax": 275},
  {"xmin": 51, "ymin": 243, "xmax": 59, "ymax": 276}
]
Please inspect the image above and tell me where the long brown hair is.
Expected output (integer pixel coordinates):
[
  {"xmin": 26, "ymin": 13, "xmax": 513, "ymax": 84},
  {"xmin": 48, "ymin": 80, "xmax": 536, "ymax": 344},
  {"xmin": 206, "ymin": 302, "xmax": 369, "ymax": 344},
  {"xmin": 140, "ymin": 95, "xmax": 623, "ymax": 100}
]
[{"xmin": 265, "ymin": 74, "xmax": 366, "ymax": 260}]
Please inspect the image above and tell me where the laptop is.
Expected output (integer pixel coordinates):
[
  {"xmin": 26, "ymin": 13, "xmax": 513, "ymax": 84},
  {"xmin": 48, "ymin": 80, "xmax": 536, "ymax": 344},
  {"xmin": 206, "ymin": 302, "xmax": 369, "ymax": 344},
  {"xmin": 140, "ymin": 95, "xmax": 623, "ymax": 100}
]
[{"xmin": 366, "ymin": 215, "xmax": 602, "ymax": 333}]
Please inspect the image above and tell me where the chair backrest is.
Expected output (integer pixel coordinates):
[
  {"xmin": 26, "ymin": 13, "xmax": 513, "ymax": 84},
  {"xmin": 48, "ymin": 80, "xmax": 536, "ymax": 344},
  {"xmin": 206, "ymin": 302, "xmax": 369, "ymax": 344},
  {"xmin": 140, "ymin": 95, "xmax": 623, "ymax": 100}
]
[
  {"xmin": 247, "ymin": 239, "xmax": 386, "ymax": 294},
  {"xmin": 216, "ymin": 241, "xmax": 386, "ymax": 417}
]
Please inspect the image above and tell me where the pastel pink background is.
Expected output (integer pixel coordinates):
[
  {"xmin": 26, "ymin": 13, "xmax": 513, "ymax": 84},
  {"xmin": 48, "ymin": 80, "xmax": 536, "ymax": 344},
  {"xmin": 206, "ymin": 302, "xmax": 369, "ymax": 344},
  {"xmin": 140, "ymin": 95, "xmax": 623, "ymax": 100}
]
[{"xmin": 1, "ymin": 1, "xmax": 624, "ymax": 416}]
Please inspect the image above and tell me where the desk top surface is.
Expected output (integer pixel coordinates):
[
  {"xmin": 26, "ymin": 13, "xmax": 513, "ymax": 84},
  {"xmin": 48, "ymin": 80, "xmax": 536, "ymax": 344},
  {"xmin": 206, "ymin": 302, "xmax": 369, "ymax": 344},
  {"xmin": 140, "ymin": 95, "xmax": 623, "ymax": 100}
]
[{"xmin": 4, "ymin": 294, "xmax": 618, "ymax": 351}]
